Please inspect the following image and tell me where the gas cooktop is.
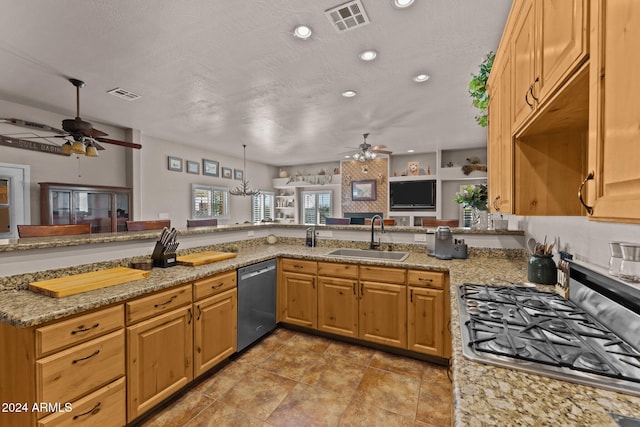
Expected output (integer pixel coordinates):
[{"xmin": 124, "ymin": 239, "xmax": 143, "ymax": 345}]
[{"xmin": 458, "ymin": 283, "xmax": 640, "ymax": 396}]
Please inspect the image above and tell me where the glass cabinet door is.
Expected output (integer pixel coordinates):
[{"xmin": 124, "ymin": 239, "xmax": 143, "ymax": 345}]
[
  {"xmin": 73, "ymin": 191, "xmax": 112, "ymax": 233},
  {"xmin": 51, "ymin": 190, "xmax": 72, "ymax": 224},
  {"xmin": 115, "ymin": 192, "xmax": 130, "ymax": 232}
]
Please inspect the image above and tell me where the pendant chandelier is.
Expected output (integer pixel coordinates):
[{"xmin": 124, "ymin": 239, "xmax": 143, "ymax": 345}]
[{"xmin": 230, "ymin": 144, "xmax": 261, "ymax": 197}]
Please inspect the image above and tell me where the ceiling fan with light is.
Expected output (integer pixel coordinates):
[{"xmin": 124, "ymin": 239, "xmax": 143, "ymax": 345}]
[
  {"xmin": 0, "ymin": 78, "xmax": 142, "ymax": 157},
  {"xmin": 343, "ymin": 133, "xmax": 391, "ymax": 162}
]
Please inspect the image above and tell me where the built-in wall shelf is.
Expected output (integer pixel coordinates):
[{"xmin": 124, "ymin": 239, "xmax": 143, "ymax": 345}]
[
  {"xmin": 273, "ymin": 175, "xmax": 341, "ymax": 188},
  {"xmin": 438, "ymin": 167, "xmax": 487, "ymax": 181},
  {"xmin": 389, "ymin": 174, "xmax": 437, "ymax": 182}
]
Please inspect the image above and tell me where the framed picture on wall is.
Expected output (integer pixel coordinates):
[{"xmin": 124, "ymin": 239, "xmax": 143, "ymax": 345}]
[
  {"xmin": 168, "ymin": 156, "xmax": 183, "ymax": 172},
  {"xmin": 234, "ymin": 169, "xmax": 243, "ymax": 180},
  {"xmin": 352, "ymin": 179, "xmax": 376, "ymax": 201},
  {"xmin": 186, "ymin": 160, "xmax": 200, "ymax": 174},
  {"xmin": 222, "ymin": 167, "xmax": 232, "ymax": 179},
  {"xmin": 203, "ymin": 159, "xmax": 219, "ymax": 177}
]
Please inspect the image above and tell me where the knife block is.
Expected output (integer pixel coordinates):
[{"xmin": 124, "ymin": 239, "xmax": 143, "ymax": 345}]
[{"xmin": 151, "ymin": 241, "xmax": 178, "ymax": 268}]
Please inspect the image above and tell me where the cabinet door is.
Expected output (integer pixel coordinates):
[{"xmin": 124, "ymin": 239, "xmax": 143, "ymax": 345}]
[
  {"xmin": 193, "ymin": 288, "xmax": 237, "ymax": 377},
  {"xmin": 588, "ymin": 0, "xmax": 640, "ymax": 221},
  {"xmin": 359, "ymin": 281, "xmax": 406, "ymax": 349},
  {"xmin": 536, "ymin": 0, "xmax": 588, "ymax": 104},
  {"xmin": 489, "ymin": 53, "xmax": 514, "ymax": 214},
  {"xmin": 407, "ymin": 287, "xmax": 444, "ymax": 357},
  {"xmin": 281, "ymin": 271, "xmax": 317, "ymax": 328},
  {"xmin": 126, "ymin": 306, "xmax": 193, "ymax": 422},
  {"xmin": 511, "ymin": 0, "xmax": 536, "ymax": 130},
  {"xmin": 317, "ymin": 276, "xmax": 358, "ymax": 338}
]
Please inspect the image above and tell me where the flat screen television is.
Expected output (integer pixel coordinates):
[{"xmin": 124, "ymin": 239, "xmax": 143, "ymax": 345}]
[{"xmin": 390, "ymin": 179, "xmax": 436, "ymax": 211}]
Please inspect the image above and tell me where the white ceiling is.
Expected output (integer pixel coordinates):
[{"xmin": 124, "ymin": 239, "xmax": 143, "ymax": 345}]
[{"xmin": 0, "ymin": 0, "xmax": 512, "ymax": 166}]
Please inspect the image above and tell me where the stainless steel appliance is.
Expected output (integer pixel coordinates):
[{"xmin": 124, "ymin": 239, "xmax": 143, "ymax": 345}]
[
  {"xmin": 457, "ymin": 260, "xmax": 640, "ymax": 396},
  {"xmin": 237, "ymin": 259, "xmax": 277, "ymax": 352},
  {"xmin": 434, "ymin": 226, "xmax": 454, "ymax": 260}
]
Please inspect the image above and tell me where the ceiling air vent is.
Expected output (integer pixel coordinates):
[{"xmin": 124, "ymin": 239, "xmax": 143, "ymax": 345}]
[
  {"xmin": 107, "ymin": 87, "xmax": 141, "ymax": 101},
  {"xmin": 325, "ymin": 0, "xmax": 370, "ymax": 33}
]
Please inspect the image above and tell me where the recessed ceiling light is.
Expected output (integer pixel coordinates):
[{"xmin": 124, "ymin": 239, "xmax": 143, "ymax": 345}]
[
  {"xmin": 342, "ymin": 90, "xmax": 357, "ymax": 97},
  {"xmin": 293, "ymin": 25, "xmax": 312, "ymax": 40},
  {"xmin": 413, "ymin": 74, "xmax": 430, "ymax": 82},
  {"xmin": 359, "ymin": 50, "xmax": 378, "ymax": 61},
  {"xmin": 408, "ymin": 149, "xmax": 415, "ymax": 153},
  {"xmin": 392, "ymin": 0, "xmax": 415, "ymax": 8}
]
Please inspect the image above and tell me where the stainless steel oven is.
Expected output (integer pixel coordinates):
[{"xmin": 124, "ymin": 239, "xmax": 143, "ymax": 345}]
[{"xmin": 457, "ymin": 259, "xmax": 640, "ymax": 397}]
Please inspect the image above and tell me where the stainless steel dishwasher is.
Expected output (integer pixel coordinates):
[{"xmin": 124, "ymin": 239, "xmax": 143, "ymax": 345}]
[{"xmin": 237, "ymin": 259, "xmax": 277, "ymax": 352}]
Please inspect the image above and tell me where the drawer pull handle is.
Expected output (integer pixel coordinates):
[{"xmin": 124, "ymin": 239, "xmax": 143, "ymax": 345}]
[
  {"xmin": 72, "ymin": 349, "xmax": 100, "ymax": 364},
  {"xmin": 188, "ymin": 308, "xmax": 193, "ymax": 324},
  {"xmin": 154, "ymin": 295, "xmax": 177, "ymax": 308},
  {"xmin": 410, "ymin": 289, "xmax": 414, "ymax": 303},
  {"xmin": 197, "ymin": 305, "xmax": 202, "ymax": 321},
  {"xmin": 71, "ymin": 323, "xmax": 99, "ymax": 335},
  {"xmin": 211, "ymin": 283, "xmax": 224, "ymax": 289},
  {"xmin": 419, "ymin": 277, "xmax": 433, "ymax": 282},
  {"xmin": 578, "ymin": 171, "xmax": 594, "ymax": 215},
  {"xmin": 72, "ymin": 402, "xmax": 101, "ymax": 419}
]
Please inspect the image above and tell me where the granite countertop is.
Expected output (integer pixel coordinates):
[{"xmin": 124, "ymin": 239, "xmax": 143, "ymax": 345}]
[{"xmin": 1, "ymin": 243, "xmax": 637, "ymax": 425}]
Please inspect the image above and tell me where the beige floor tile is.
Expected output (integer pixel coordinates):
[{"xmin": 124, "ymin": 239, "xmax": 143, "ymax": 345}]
[
  {"xmin": 193, "ymin": 360, "xmax": 254, "ymax": 400},
  {"xmin": 267, "ymin": 382, "xmax": 349, "ymax": 427},
  {"xmin": 324, "ymin": 340, "xmax": 376, "ymax": 366},
  {"xmin": 285, "ymin": 332, "xmax": 332, "ymax": 353},
  {"xmin": 184, "ymin": 400, "xmax": 264, "ymax": 427},
  {"xmin": 236, "ymin": 333, "xmax": 288, "ymax": 366},
  {"xmin": 299, "ymin": 354, "xmax": 366, "ymax": 398},
  {"xmin": 352, "ymin": 367, "xmax": 421, "ymax": 418},
  {"xmin": 416, "ymin": 381, "xmax": 452, "ymax": 426},
  {"xmin": 369, "ymin": 351, "xmax": 426, "ymax": 380},
  {"xmin": 259, "ymin": 343, "xmax": 324, "ymax": 381},
  {"xmin": 421, "ymin": 363, "xmax": 450, "ymax": 384},
  {"xmin": 339, "ymin": 399, "xmax": 414, "ymax": 427},
  {"xmin": 221, "ymin": 368, "xmax": 297, "ymax": 421},
  {"xmin": 138, "ymin": 389, "xmax": 213, "ymax": 427}
]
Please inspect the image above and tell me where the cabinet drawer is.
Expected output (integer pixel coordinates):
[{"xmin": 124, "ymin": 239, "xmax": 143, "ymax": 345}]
[
  {"xmin": 36, "ymin": 305, "xmax": 124, "ymax": 357},
  {"xmin": 126, "ymin": 284, "xmax": 191, "ymax": 324},
  {"xmin": 407, "ymin": 270, "xmax": 446, "ymax": 289},
  {"xmin": 359, "ymin": 266, "xmax": 406, "ymax": 284},
  {"xmin": 37, "ymin": 377, "xmax": 126, "ymax": 427},
  {"xmin": 317, "ymin": 262, "xmax": 358, "ymax": 279},
  {"xmin": 281, "ymin": 258, "xmax": 317, "ymax": 275},
  {"xmin": 193, "ymin": 270, "xmax": 236, "ymax": 301},
  {"xmin": 37, "ymin": 329, "xmax": 124, "ymax": 406}
]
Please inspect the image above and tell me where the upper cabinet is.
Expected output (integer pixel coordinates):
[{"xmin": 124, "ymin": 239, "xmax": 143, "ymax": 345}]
[
  {"xmin": 511, "ymin": 0, "xmax": 589, "ymax": 132},
  {"xmin": 585, "ymin": 0, "xmax": 640, "ymax": 223}
]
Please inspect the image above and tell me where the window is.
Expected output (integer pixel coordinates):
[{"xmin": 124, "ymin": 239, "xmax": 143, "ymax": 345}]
[
  {"xmin": 192, "ymin": 184, "xmax": 229, "ymax": 219},
  {"xmin": 302, "ymin": 191, "xmax": 332, "ymax": 225},
  {"xmin": 252, "ymin": 192, "xmax": 274, "ymax": 223}
]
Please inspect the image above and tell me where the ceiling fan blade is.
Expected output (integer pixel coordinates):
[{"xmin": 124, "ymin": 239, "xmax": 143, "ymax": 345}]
[
  {"xmin": 87, "ymin": 127, "xmax": 109, "ymax": 137},
  {"xmin": 371, "ymin": 144, "xmax": 387, "ymax": 150},
  {"xmin": 95, "ymin": 137, "xmax": 142, "ymax": 149}
]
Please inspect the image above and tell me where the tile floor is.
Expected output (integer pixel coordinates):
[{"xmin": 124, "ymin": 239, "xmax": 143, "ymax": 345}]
[{"xmin": 139, "ymin": 328, "xmax": 452, "ymax": 427}]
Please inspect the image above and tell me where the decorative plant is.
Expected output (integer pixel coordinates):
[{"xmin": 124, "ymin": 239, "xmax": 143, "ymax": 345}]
[
  {"xmin": 469, "ymin": 51, "xmax": 495, "ymax": 127},
  {"xmin": 453, "ymin": 184, "xmax": 488, "ymax": 211}
]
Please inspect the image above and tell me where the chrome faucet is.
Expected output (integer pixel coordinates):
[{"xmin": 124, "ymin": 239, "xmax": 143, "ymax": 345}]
[{"xmin": 370, "ymin": 215, "xmax": 385, "ymax": 250}]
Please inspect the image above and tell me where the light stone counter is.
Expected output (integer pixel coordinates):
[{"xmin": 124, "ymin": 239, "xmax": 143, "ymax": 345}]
[{"xmin": 1, "ymin": 242, "xmax": 636, "ymax": 426}]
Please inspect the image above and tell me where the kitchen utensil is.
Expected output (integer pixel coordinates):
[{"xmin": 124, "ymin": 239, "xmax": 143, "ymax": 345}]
[
  {"xmin": 176, "ymin": 251, "xmax": 237, "ymax": 266},
  {"xmin": 29, "ymin": 267, "xmax": 149, "ymax": 298}
]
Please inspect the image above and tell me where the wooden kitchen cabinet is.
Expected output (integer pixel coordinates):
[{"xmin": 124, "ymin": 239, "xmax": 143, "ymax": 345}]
[
  {"xmin": 487, "ymin": 47, "xmax": 513, "ymax": 214},
  {"xmin": 278, "ymin": 258, "xmax": 317, "ymax": 328},
  {"xmin": 317, "ymin": 262, "xmax": 359, "ymax": 338},
  {"xmin": 510, "ymin": 0, "xmax": 588, "ymax": 131},
  {"xmin": 585, "ymin": 0, "xmax": 640, "ymax": 223},
  {"xmin": 0, "ymin": 305, "xmax": 125, "ymax": 427},
  {"xmin": 359, "ymin": 266, "xmax": 407, "ymax": 349},
  {"xmin": 126, "ymin": 290, "xmax": 193, "ymax": 422},
  {"xmin": 39, "ymin": 182, "xmax": 132, "ymax": 233},
  {"xmin": 193, "ymin": 283, "xmax": 237, "ymax": 377}
]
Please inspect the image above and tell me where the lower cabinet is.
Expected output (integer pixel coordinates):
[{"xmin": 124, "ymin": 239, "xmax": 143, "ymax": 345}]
[
  {"xmin": 126, "ymin": 305, "xmax": 193, "ymax": 422},
  {"xmin": 408, "ymin": 287, "xmax": 445, "ymax": 356},
  {"xmin": 317, "ymin": 262, "xmax": 359, "ymax": 338},
  {"xmin": 359, "ymin": 266, "xmax": 407, "ymax": 349},
  {"xmin": 279, "ymin": 259, "xmax": 318, "ymax": 328}
]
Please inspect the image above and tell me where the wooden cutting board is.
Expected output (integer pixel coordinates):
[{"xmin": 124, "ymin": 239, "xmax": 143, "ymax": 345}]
[
  {"xmin": 176, "ymin": 251, "xmax": 237, "ymax": 266},
  {"xmin": 29, "ymin": 267, "xmax": 150, "ymax": 298}
]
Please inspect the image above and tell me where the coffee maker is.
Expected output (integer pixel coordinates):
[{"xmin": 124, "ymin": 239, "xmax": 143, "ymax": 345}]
[{"xmin": 434, "ymin": 226, "xmax": 454, "ymax": 260}]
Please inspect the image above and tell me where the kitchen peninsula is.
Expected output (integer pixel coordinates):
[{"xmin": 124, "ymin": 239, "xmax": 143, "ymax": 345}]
[{"xmin": 1, "ymin": 225, "xmax": 637, "ymax": 426}]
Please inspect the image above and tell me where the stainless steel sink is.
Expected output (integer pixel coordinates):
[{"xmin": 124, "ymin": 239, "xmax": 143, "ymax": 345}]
[{"xmin": 325, "ymin": 248, "xmax": 410, "ymax": 262}]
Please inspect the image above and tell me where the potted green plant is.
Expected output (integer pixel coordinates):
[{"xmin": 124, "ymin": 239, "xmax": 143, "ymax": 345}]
[
  {"xmin": 453, "ymin": 184, "xmax": 489, "ymax": 229},
  {"xmin": 469, "ymin": 51, "xmax": 495, "ymax": 128}
]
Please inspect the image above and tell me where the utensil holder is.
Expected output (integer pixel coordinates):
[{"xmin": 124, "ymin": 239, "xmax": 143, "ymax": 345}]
[
  {"xmin": 528, "ymin": 254, "xmax": 557, "ymax": 285},
  {"xmin": 151, "ymin": 241, "xmax": 177, "ymax": 268}
]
